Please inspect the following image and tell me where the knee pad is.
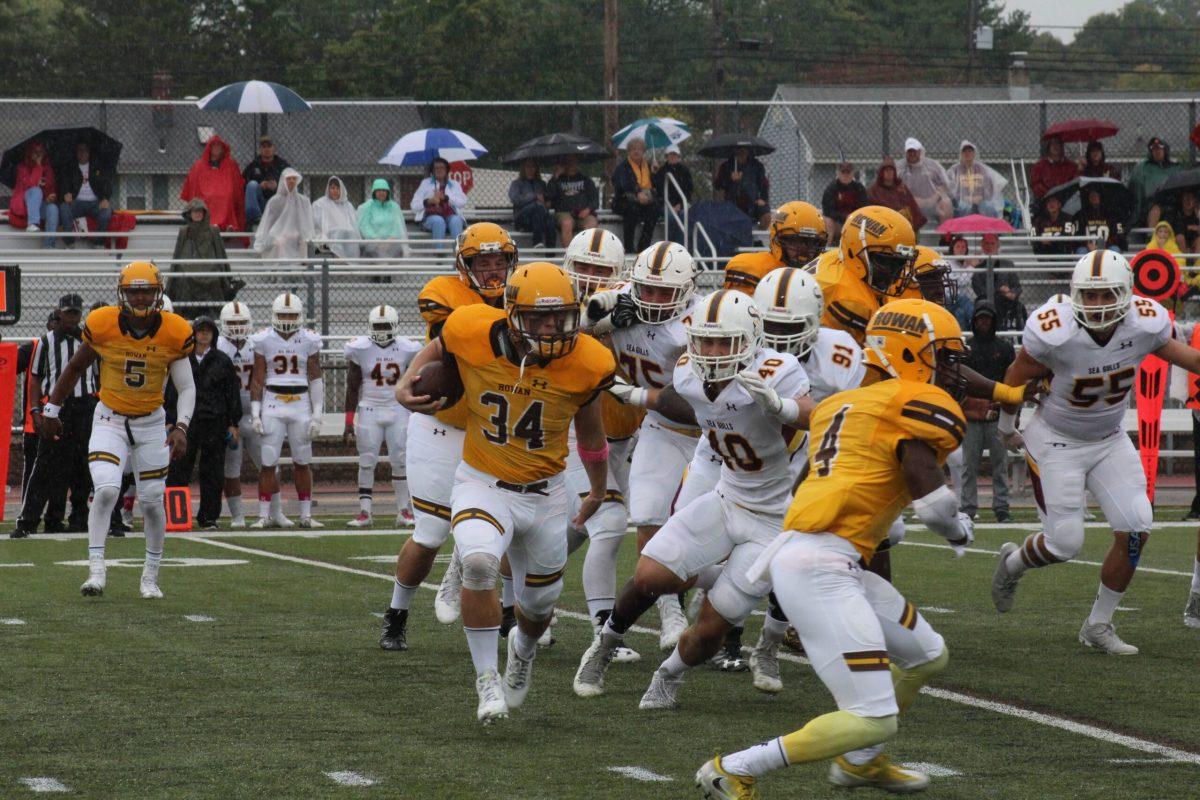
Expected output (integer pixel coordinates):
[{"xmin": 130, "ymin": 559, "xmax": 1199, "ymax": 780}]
[
  {"xmin": 358, "ymin": 452, "xmax": 379, "ymax": 470},
  {"xmin": 517, "ymin": 579, "xmax": 562, "ymax": 621},
  {"xmin": 1126, "ymin": 531, "xmax": 1149, "ymax": 568},
  {"xmin": 586, "ymin": 502, "xmax": 628, "ymax": 541},
  {"xmin": 460, "ymin": 552, "xmax": 501, "ymax": 591},
  {"xmin": 92, "ymin": 483, "xmax": 121, "ymax": 507},
  {"xmin": 707, "ymin": 578, "xmax": 757, "ymax": 626},
  {"xmin": 137, "ymin": 480, "xmax": 165, "ymax": 507},
  {"xmin": 290, "ymin": 441, "xmax": 313, "ymax": 466},
  {"xmin": 1043, "ymin": 514, "xmax": 1085, "ymax": 561},
  {"xmin": 388, "ymin": 455, "xmax": 405, "ymax": 476}
]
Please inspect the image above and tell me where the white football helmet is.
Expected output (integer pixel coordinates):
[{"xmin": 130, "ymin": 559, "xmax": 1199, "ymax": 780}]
[
  {"xmin": 753, "ymin": 267, "xmax": 823, "ymax": 358},
  {"xmin": 1069, "ymin": 250, "xmax": 1132, "ymax": 331},
  {"xmin": 368, "ymin": 304, "xmax": 399, "ymax": 346},
  {"xmin": 160, "ymin": 294, "xmax": 174, "ymax": 313},
  {"xmin": 219, "ymin": 300, "xmax": 253, "ymax": 342},
  {"xmin": 563, "ymin": 228, "xmax": 626, "ymax": 299},
  {"xmin": 686, "ymin": 289, "xmax": 763, "ymax": 382},
  {"xmin": 630, "ymin": 241, "xmax": 696, "ymax": 324},
  {"xmin": 271, "ymin": 292, "xmax": 303, "ymax": 335}
]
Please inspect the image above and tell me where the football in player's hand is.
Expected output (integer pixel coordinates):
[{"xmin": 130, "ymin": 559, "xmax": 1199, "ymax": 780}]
[{"xmin": 414, "ymin": 360, "xmax": 463, "ymax": 407}]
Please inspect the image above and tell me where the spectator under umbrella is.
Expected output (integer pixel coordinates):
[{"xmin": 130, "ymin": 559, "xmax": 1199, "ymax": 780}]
[
  {"xmin": 1072, "ymin": 186, "xmax": 1127, "ymax": 253},
  {"xmin": 713, "ymin": 146, "xmax": 771, "ymax": 227},
  {"xmin": 1030, "ymin": 136, "xmax": 1078, "ymax": 200},
  {"xmin": 254, "ymin": 167, "xmax": 312, "ymax": 264},
  {"xmin": 867, "ymin": 156, "xmax": 926, "ymax": 231},
  {"xmin": 312, "ymin": 176, "xmax": 360, "ymax": 259},
  {"xmin": 181, "ymin": 135, "xmax": 245, "ymax": 232}
]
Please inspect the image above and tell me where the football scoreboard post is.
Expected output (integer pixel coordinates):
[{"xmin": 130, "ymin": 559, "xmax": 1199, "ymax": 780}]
[
  {"xmin": 0, "ymin": 266, "xmax": 20, "ymax": 518},
  {"xmin": 1130, "ymin": 250, "xmax": 1179, "ymax": 503}
]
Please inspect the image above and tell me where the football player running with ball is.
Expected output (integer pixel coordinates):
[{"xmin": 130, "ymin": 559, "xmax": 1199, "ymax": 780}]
[
  {"xmin": 398, "ymin": 262, "xmax": 615, "ymax": 724},
  {"xmin": 697, "ymin": 298, "xmax": 973, "ymax": 798},
  {"xmin": 42, "ymin": 261, "xmax": 196, "ymax": 598},
  {"xmin": 992, "ymin": 250, "xmax": 1200, "ymax": 654}
]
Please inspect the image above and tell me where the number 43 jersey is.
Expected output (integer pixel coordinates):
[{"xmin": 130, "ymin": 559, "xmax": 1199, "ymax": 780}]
[
  {"xmin": 784, "ymin": 380, "xmax": 965, "ymax": 561},
  {"xmin": 1022, "ymin": 297, "xmax": 1171, "ymax": 441},
  {"xmin": 250, "ymin": 328, "xmax": 323, "ymax": 387},
  {"xmin": 673, "ymin": 349, "xmax": 809, "ymax": 516},
  {"xmin": 343, "ymin": 336, "xmax": 423, "ymax": 406}
]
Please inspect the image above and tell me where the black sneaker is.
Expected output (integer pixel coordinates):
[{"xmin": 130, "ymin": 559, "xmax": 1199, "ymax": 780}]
[
  {"xmin": 10, "ymin": 526, "xmax": 33, "ymax": 539},
  {"xmin": 1183, "ymin": 510, "xmax": 1200, "ymax": 522},
  {"xmin": 107, "ymin": 525, "xmax": 126, "ymax": 538},
  {"xmin": 709, "ymin": 626, "xmax": 748, "ymax": 672},
  {"xmin": 499, "ymin": 605, "xmax": 517, "ymax": 638},
  {"xmin": 995, "ymin": 510, "xmax": 1012, "ymax": 523},
  {"xmin": 379, "ymin": 608, "xmax": 408, "ymax": 651},
  {"xmin": 42, "ymin": 521, "xmax": 68, "ymax": 534}
]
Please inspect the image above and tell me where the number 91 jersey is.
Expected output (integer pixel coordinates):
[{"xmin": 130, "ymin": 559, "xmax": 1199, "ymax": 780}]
[
  {"xmin": 1022, "ymin": 297, "xmax": 1171, "ymax": 441},
  {"xmin": 83, "ymin": 306, "xmax": 195, "ymax": 416},
  {"xmin": 250, "ymin": 327, "xmax": 323, "ymax": 386},
  {"xmin": 343, "ymin": 336, "xmax": 423, "ymax": 406}
]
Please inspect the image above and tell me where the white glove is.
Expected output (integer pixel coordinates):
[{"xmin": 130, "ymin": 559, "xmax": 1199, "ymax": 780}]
[
  {"xmin": 949, "ymin": 512, "xmax": 975, "ymax": 558},
  {"xmin": 307, "ymin": 417, "xmax": 322, "ymax": 440},
  {"xmin": 606, "ymin": 375, "xmax": 649, "ymax": 407},
  {"xmin": 586, "ymin": 289, "xmax": 621, "ymax": 322},
  {"xmin": 734, "ymin": 371, "xmax": 782, "ymax": 416},
  {"xmin": 252, "ymin": 417, "xmax": 265, "ymax": 436},
  {"xmin": 1000, "ymin": 429, "xmax": 1024, "ymax": 452}
]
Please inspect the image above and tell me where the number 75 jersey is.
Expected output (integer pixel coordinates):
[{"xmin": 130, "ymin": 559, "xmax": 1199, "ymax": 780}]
[
  {"xmin": 1022, "ymin": 297, "xmax": 1171, "ymax": 441},
  {"xmin": 343, "ymin": 336, "xmax": 423, "ymax": 406}
]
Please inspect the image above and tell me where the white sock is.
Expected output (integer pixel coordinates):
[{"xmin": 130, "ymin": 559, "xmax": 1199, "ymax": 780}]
[
  {"xmin": 843, "ymin": 744, "xmax": 884, "ymax": 766},
  {"xmin": 760, "ymin": 614, "xmax": 789, "ymax": 645},
  {"xmin": 721, "ymin": 738, "xmax": 789, "ymax": 778},
  {"xmin": 143, "ymin": 501, "xmax": 166, "ymax": 581},
  {"xmin": 357, "ymin": 465, "xmax": 374, "ymax": 499},
  {"xmin": 501, "ymin": 574, "xmax": 515, "ymax": 608},
  {"xmin": 390, "ymin": 579, "xmax": 417, "ymax": 611},
  {"xmin": 465, "ymin": 626, "xmax": 500, "ymax": 676},
  {"xmin": 661, "ymin": 646, "xmax": 689, "ymax": 677},
  {"xmin": 299, "ymin": 498, "xmax": 312, "ymax": 518},
  {"xmin": 586, "ymin": 599, "xmax": 613, "ymax": 619},
  {"xmin": 270, "ymin": 493, "xmax": 282, "ymax": 518},
  {"xmin": 358, "ymin": 493, "xmax": 372, "ymax": 514},
  {"xmin": 1191, "ymin": 558, "xmax": 1200, "ymax": 594},
  {"xmin": 259, "ymin": 495, "xmax": 271, "ymax": 520},
  {"xmin": 392, "ymin": 478, "xmax": 410, "ymax": 514},
  {"xmin": 513, "ymin": 628, "xmax": 538, "ymax": 661},
  {"xmin": 1004, "ymin": 544, "xmax": 1029, "ymax": 576},
  {"xmin": 227, "ymin": 495, "xmax": 243, "ymax": 520},
  {"xmin": 88, "ymin": 488, "xmax": 117, "ymax": 556},
  {"xmin": 582, "ymin": 535, "xmax": 620, "ymax": 619},
  {"xmin": 1087, "ymin": 584, "xmax": 1124, "ymax": 626}
]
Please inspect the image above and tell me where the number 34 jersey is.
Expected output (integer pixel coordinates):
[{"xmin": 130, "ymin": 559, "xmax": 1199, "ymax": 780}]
[
  {"xmin": 441, "ymin": 305, "xmax": 616, "ymax": 484},
  {"xmin": 784, "ymin": 380, "xmax": 965, "ymax": 561},
  {"xmin": 1022, "ymin": 297, "xmax": 1170, "ymax": 441},
  {"xmin": 83, "ymin": 306, "xmax": 195, "ymax": 416},
  {"xmin": 673, "ymin": 349, "xmax": 809, "ymax": 516},
  {"xmin": 250, "ymin": 328, "xmax": 323, "ymax": 387},
  {"xmin": 343, "ymin": 336, "xmax": 423, "ymax": 406}
]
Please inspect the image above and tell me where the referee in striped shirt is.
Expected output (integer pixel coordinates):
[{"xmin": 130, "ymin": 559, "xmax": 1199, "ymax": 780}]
[{"xmin": 13, "ymin": 294, "xmax": 97, "ymax": 537}]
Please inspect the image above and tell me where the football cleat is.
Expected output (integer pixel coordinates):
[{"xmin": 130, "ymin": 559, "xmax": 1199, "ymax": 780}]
[
  {"xmin": 298, "ymin": 517, "xmax": 323, "ymax": 529},
  {"xmin": 273, "ymin": 513, "xmax": 295, "ymax": 528},
  {"xmin": 1079, "ymin": 621, "xmax": 1138, "ymax": 655},
  {"xmin": 639, "ymin": 666, "xmax": 683, "ymax": 710},
  {"xmin": 710, "ymin": 628, "xmax": 748, "ymax": 672},
  {"xmin": 991, "ymin": 542, "xmax": 1022, "ymax": 613},
  {"xmin": 657, "ymin": 594, "xmax": 688, "ymax": 651},
  {"xmin": 476, "ymin": 668, "xmax": 509, "ymax": 724},
  {"xmin": 503, "ymin": 634, "xmax": 536, "ymax": 709},
  {"xmin": 1185, "ymin": 591, "xmax": 1200, "ymax": 629},
  {"xmin": 347, "ymin": 512, "xmax": 373, "ymax": 528},
  {"xmin": 573, "ymin": 631, "xmax": 619, "ymax": 697},
  {"xmin": 499, "ymin": 605, "xmax": 518, "ymax": 638},
  {"xmin": 396, "ymin": 508, "xmax": 415, "ymax": 527},
  {"xmin": 10, "ymin": 527, "xmax": 32, "ymax": 539},
  {"xmin": 139, "ymin": 579, "xmax": 164, "ymax": 600},
  {"xmin": 781, "ymin": 626, "xmax": 805, "ymax": 654},
  {"xmin": 695, "ymin": 757, "xmax": 759, "ymax": 800},
  {"xmin": 828, "ymin": 755, "xmax": 930, "ymax": 793},
  {"xmin": 434, "ymin": 551, "xmax": 463, "ymax": 625},
  {"xmin": 749, "ymin": 636, "xmax": 783, "ymax": 694},
  {"xmin": 249, "ymin": 517, "xmax": 272, "ymax": 530},
  {"xmin": 80, "ymin": 556, "xmax": 107, "ymax": 597},
  {"xmin": 229, "ymin": 516, "xmax": 247, "ymax": 529},
  {"xmin": 612, "ymin": 645, "xmax": 642, "ymax": 664},
  {"xmin": 379, "ymin": 607, "xmax": 409, "ymax": 651}
]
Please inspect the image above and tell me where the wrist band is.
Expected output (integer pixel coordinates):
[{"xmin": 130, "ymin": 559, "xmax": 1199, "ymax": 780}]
[
  {"xmin": 251, "ymin": 400, "xmax": 262, "ymax": 419},
  {"xmin": 998, "ymin": 408, "xmax": 1018, "ymax": 435},
  {"xmin": 577, "ymin": 442, "xmax": 610, "ymax": 463},
  {"xmin": 992, "ymin": 381, "xmax": 1024, "ymax": 406},
  {"xmin": 42, "ymin": 402, "xmax": 61, "ymax": 419}
]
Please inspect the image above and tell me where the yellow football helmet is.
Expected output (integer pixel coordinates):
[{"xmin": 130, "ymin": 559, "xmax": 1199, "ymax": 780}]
[
  {"xmin": 900, "ymin": 246, "xmax": 957, "ymax": 307},
  {"xmin": 455, "ymin": 222, "xmax": 518, "ymax": 299},
  {"xmin": 864, "ymin": 298, "xmax": 966, "ymax": 398},
  {"xmin": 839, "ymin": 206, "xmax": 917, "ymax": 297},
  {"xmin": 769, "ymin": 201, "xmax": 826, "ymax": 266},
  {"xmin": 505, "ymin": 261, "xmax": 580, "ymax": 360},
  {"xmin": 117, "ymin": 261, "xmax": 164, "ymax": 318}
]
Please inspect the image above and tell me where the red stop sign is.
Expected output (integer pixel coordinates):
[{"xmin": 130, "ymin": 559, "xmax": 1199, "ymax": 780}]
[{"xmin": 448, "ymin": 161, "xmax": 474, "ymax": 193}]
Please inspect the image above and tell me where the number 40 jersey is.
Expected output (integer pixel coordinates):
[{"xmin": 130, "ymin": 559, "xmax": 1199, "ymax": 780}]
[
  {"xmin": 1022, "ymin": 296, "xmax": 1171, "ymax": 442},
  {"xmin": 343, "ymin": 336, "xmax": 423, "ymax": 406}
]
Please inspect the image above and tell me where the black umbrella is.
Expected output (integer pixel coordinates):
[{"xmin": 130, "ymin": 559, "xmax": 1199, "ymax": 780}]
[
  {"xmin": 698, "ymin": 133, "xmax": 775, "ymax": 159},
  {"xmin": 1154, "ymin": 168, "xmax": 1200, "ymax": 200},
  {"xmin": 501, "ymin": 132, "xmax": 609, "ymax": 165},
  {"xmin": 1045, "ymin": 176, "xmax": 1133, "ymax": 219},
  {"xmin": 0, "ymin": 125, "xmax": 122, "ymax": 188}
]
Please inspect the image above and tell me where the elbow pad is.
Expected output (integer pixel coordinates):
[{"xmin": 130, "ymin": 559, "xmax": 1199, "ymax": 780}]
[{"xmin": 912, "ymin": 485, "xmax": 967, "ymax": 544}]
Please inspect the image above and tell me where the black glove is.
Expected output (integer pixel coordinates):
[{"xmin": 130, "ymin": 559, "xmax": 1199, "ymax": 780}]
[{"xmin": 610, "ymin": 293, "xmax": 639, "ymax": 330}]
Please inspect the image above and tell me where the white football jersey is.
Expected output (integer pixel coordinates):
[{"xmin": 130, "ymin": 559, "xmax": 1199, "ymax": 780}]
[
  {"xmin": 218, "ymin": 335, "xmax": 257, "ymax": 411},
  {"xmin": 1022, "ymin": 297, "xmax": 1171, "ymax": 441},
  {"xmin": 801, "ymin": 328, "xmax": 865, "ymax": 402},
  {"xmin": 250, "ymin": 327, "xmax": 323, "ymax": 388},
  {"xmin": 674, "ymin": 348, "xmax": 809, "ymax": 515},
  {"xmin": 343, "ymin": 336, "xmax": 423, "ymax": 406},
  {"xmin": 611, "ymin": 291, "xmax": 696, "ymax": 428}
]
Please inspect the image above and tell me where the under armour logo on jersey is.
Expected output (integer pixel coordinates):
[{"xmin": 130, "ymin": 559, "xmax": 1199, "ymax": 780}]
[
  {"xmin": 725, "ymin": 402, "xmax": 738, "ymax": 411},
  {"xmin": 1119, "ymin": 340, "xmax": 1134, "ymax": 350},
  {"xmin": 432, "ymin": 428, "xmax": 447, "ymax": 436},
  {"xmin": 646, "ymin": 330, "xmax": 656, "ymax": 340},
  {"xmin": 531, "ymin": 378, "xmax": 549, "ymax": 389}
]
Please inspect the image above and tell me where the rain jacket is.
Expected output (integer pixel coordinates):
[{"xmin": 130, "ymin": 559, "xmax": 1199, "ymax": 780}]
[
  {"xmin": 1081, "ymin": 141, "xmax": 1120, "ymax": 180},
  {"xmin": 180, "ymin": 135, "xmax": 245, "ymax": 231},
  {"xmin": 358, "ymin": 178, "xmax": 408, "ymax": 239},
  {"xmin": 312, "ymin": 176, "xmax": 360, "ymax": 258},
  {"xmin": 255, "ymin": 167, "xmax": 313, "ymax": 263},
  {"xmin": 946, "ymin": 140, "xmax": 1008, "ymax": 212},
  {"xmin": 9, "ymin": 142, "xmax": 57, "ymax": 228},
  {"xmin": 962, "ymin": 300, "xmax": 1014, "ymax": 419},
  {"xmin": 1127, "ymin": 138, "xmax": 1183, "ymax": 225},
  {"xmin": 896, "ymin": 138, "xmax": 951, "ymax": 215},
  {"xmin": 169, "ymin": 198, "xmax": 233, "ymax": 307},
  {"xmin": 867, "ymin": 157, "xmax": 926, "ymax": 230},
  {"xmin": 1030, "ymin": 139, "xmax": 1079, "ymax": 199},
  {"xmin": 411, "ymin": 175, "xmax": 467, "ymax": 223}
]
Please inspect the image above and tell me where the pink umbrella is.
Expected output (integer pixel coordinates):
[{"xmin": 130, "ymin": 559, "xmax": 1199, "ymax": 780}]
[{"xmin": 936, "ymin": 215, "xmax": 1015, "ymax": 235}]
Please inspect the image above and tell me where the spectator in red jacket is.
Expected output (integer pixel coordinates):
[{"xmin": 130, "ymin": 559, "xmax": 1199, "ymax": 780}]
[
  {"xmin": 1031, "ymin": 136, "xmax": 1078, "ymax": 199},
  {"xmin": 9, "ymin": 140, "xmax": 60, "ymax": 247},
  {"xmin": 867, "ymin": 156, "xmax": 927, "ymax": 231},
  {"xmin": 180, "ymin": 135, "xmax": 245, "ymax": 232},
  {"xmin": 1080, "ymin": 140, "xmax": 1120, "ymax": 179}
]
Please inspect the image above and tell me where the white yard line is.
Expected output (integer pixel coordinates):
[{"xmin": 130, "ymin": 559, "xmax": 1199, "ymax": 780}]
[
  {"xmin": 0, "ymin": 529, "xmax": 411, "ymax": 542},
  {"xmin": 0, "ymin": 562, "xmax": 36, "ymax": 567},
  {"xmin": 606, "ymin": 766, "xmax": 673, "ymax": 782},
  {"xmin": 2, "ymin": 618, "xmax": 28, "ymax": 625},
  {"xmin": 920, "ymin": 607, "xmax": 956, "ymax": 614},
  {"xmin": 902, "ymin": 762, "xmax": 962, "ymax": 777},
  {"xmin": 189, "ymin": 537, "xmax": 1200, "ymax": 766},
  {"xmin": 900, "ymin": 540, "xmax": 1193, "ymax": 578},
  {"xmin": 324, "ymin": 771, "xmax": 377, "ymax": 787},
  {"xmin": 183, "ymin": 615, "xmax": 216, "ymax": 623},
  {"xmin": 18, "ymin": 777, "xmax": 70, "ymax": 793}
]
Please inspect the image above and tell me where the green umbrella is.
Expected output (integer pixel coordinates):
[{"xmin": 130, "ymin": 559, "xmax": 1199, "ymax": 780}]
[{"xmin": 611, "ymin": 117, "xmax": 691, "ymax": 150}]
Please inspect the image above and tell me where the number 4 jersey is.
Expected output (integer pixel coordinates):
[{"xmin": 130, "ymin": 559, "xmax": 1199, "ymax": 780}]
[
  {"xmin": 250, "ymin": 327, "xmax": 323, "ymax": 387},
  {"xmin": 343, "ymin": 336, "xmax": 423, "ymax": 406},
  {"xmin": 1022, "ymin": 296, "xmax": 1171, "ymax": 441},
  {"xmin": 440, "ymin": 304, "xmax": 615, "ymax": 484},
  {"xmin": 83, "ymin": 305, "xmax": 195, "ymax": 416}
]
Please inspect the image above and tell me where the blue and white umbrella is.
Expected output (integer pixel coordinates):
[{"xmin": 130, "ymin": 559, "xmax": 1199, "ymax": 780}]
[
  {"xmin": 379, "ymin": 128, "xmax": 488, "ymax": 167},
  {"xmin": 197, "ymin": 80, "xmax": 313, "ymax": 113},
  {"xmin": 612, "ymin": 117, "xmax": 691, "ymax": 150}
]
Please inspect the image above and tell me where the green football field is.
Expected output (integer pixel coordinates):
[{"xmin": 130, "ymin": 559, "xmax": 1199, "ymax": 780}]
[{"xmin": 2, "ymin": 518, "xmax": 1198, "ymax": 799}]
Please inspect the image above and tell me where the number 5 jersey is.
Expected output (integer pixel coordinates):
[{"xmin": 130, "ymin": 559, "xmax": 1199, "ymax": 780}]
[{"xmin": 83, "ymin": 306, "xmax": 195, "ymax": 416}]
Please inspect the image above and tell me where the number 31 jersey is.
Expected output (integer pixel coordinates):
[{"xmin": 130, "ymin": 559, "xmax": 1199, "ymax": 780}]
[
  {"xmin": 343, "ymin": 336, "xmax": 423, "ymax": 406},
  {"xmin": 250, "ymin": 328, "xmax": 323, "ymax": 387},
  {"xmin": 674, "ymin": 349, "xmax": 809, "ymax": 515},
  {"xmin": 1022, "ymin": 297, "xmax": 1170, "ymax": 441}
]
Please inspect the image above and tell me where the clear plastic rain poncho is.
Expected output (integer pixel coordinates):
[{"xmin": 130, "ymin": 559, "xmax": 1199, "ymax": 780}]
[
  {"xmin": 255, "ymin": 167, "xmax": 314, "ymax": 265},
  {"xmin": 311, "ymin": 175, "xmax": 360, "ymax": 259}
]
